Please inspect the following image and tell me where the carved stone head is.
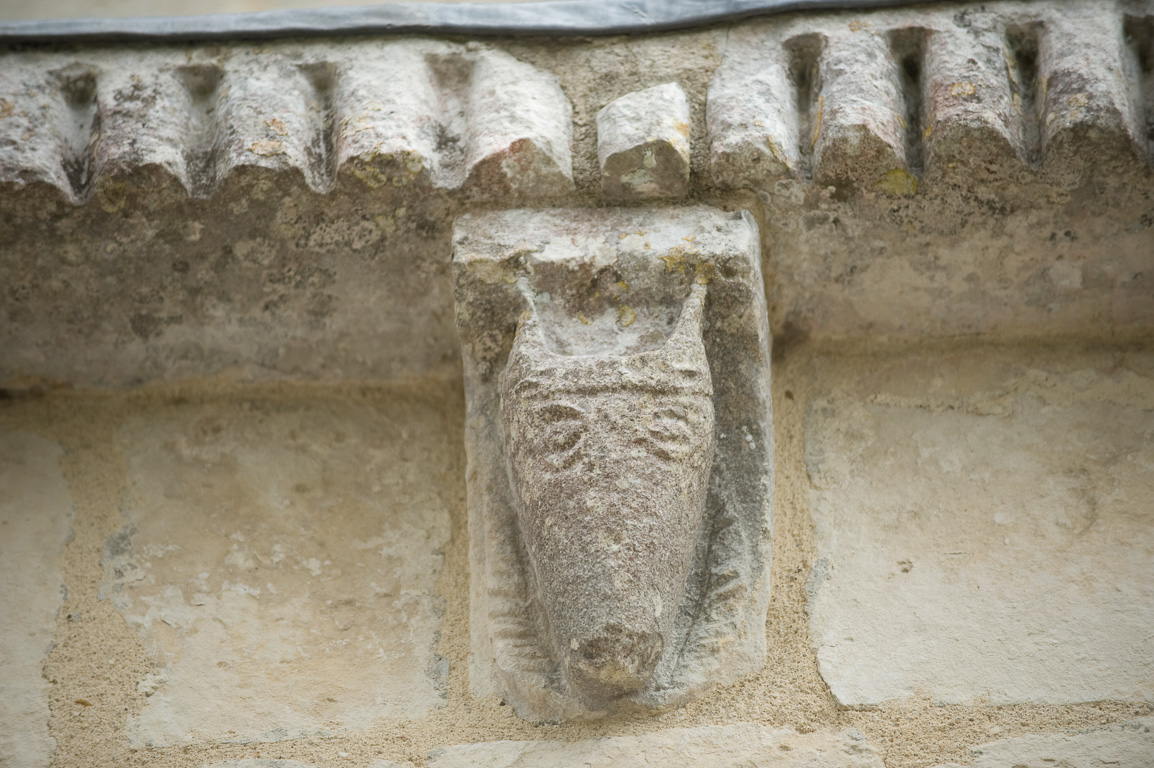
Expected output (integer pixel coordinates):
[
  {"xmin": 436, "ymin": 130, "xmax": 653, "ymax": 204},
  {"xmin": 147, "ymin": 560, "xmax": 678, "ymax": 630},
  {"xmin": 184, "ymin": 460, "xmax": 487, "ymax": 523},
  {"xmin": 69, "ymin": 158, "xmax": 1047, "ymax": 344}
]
[{"xmin": 499, "ymin": 286, "xmax": 716, "ymax": 705}]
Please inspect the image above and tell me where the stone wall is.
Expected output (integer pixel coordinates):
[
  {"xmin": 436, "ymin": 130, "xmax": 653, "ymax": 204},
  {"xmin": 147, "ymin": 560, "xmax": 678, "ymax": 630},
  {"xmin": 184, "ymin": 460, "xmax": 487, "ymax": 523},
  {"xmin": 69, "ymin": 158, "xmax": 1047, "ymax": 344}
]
[{"xmin": 0, "ymin": 1, "xmax": 1151, "ymax": 767}]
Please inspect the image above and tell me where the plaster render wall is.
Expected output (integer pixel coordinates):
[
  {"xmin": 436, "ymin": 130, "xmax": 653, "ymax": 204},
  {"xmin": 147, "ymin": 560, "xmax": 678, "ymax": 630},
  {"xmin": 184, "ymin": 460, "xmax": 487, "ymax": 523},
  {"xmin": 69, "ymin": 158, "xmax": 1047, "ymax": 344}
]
[{"xmin": 0, "ymin": 340, "xmax": 1150, "ymax": 768}]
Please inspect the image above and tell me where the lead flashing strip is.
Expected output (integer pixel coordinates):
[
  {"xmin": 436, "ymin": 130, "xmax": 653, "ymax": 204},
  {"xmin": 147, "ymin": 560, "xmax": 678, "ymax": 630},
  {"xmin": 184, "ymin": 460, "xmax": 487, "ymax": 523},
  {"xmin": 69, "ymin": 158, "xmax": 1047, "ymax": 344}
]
[{"xmin": 0, "ymin": 0, "xmax": 965, "ymax": 45}]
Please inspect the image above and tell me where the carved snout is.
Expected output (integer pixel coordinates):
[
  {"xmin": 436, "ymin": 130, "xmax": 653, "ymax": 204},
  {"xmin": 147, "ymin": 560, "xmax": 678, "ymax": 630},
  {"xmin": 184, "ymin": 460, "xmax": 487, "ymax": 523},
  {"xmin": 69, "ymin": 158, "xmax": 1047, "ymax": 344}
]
[
  {"xmin": 567, "ymin": 624, "xmax": 663, "ymax": 699},
  {"xmin": 500, "ymin": 287, "xmax": 717, "ymax": 707}
]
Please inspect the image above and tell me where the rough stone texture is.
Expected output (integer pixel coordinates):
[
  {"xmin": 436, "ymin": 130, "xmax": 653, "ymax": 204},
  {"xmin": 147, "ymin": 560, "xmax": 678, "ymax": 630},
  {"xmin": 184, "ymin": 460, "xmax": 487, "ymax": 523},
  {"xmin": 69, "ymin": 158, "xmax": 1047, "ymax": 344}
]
[
  {"xmin": 1, "ymin": 2, "xmax": 1152, "ymax": 392},
  {"xmin": 708, "ymin": 0, "xmax": 1154, "ymax": 341},
  {"xmin": 427, "ymin": 724, "xmax": 883, "ymax": 768},
  {"xmin": 454, "ymin": 206, "xmax": 773, "ymax": 720},
  {"xmin": 0, "ymin": 39, "xmax": 571, "ymax": 388},
  {"xmin": 100, "ymin": 397, "xmax": 454, "ymax": 747},
  {"xmin": 500, "ymin": 286, "xmax": 716, "ymax": 706},
  {"xmin": 0, "ymin": 429, "xmax": 74, "ymax": 768},
  {"xmin": 811, "ymin": 27, "xmax": 910, "ymax": 191},
  {"xmin": 597, "ymin": 82, "xmax": 691, "ymax": 200},
  {"xmin": 805, "ymin": 346, "xmax": 1154, "ymax": 707},
  {"xmin": 202, "ymin": 762, "xmax": 318, "ymax": 768},
  {"xmin": 934, "ymin": 717, "xmax": 1154, "ymax": 768},
  {"xmin": 0, "ymin": 40, "xmax": 572, "ymax": 202}
]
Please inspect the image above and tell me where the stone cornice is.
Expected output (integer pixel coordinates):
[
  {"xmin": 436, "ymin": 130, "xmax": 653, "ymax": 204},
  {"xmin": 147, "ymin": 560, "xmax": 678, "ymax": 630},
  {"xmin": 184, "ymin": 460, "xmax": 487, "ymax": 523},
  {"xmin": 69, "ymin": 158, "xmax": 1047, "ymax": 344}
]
[{"xmin": 1, "ymin": 0, "xmax": 1151, "ymax": 389}]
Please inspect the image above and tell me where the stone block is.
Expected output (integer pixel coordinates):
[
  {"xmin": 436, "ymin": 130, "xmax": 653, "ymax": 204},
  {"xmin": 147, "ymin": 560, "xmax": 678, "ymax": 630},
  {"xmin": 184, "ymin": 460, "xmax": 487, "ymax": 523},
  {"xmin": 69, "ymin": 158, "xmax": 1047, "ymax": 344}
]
[
  {"xmin": 0, "ymin": 39, "xmax": 575, "ymax": 390},
  {"xmin": 101, "ymin": 396, "xmax": 455, "ymax": 747},
  {"xmin": 1039, "ymin": 9, "xmax": 1148, "ymax": 181},
  {"xmin": 597, "ymin": 82, "xmax": 691, "ymax": 200},
  {"xmin": 0, "ymin": 429, "xmax": 74, "ymax": 768},
  {"xmin": 454, "ymin": 206, "xmax": 773, "ymax": 720},
  {"xmin": 805, "ymin": 348, "xmax": 1154, "ymax": 707},
  {"xmin": 427, "ymin": 724, "xmax": 883, "ymax": 768},
  {"xmin": 921, "ymin": 16, "xmax": 1025, "ymax": 177},
  {"xmin": 812, "ymin": 28, "xmax": 911, "ymax": 194},
  {"xmin": 0, "ymin": 40, "xmax": 573, "ymax": 201},
  {"xmin": 933, "ymin": 718, "xmax": 1154, "ymax": 768},
  {"xmin": 707, "ymin": 28, "xmax": 807, "ymax": 188}
]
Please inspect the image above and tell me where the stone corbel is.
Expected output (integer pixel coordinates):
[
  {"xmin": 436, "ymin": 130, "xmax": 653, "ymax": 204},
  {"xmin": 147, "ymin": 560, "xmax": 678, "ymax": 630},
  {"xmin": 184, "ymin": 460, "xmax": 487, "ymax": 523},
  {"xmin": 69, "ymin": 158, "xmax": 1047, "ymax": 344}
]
[{"xmin": 453, "ymin": 205, "xmax": 774, "ymax": 721}]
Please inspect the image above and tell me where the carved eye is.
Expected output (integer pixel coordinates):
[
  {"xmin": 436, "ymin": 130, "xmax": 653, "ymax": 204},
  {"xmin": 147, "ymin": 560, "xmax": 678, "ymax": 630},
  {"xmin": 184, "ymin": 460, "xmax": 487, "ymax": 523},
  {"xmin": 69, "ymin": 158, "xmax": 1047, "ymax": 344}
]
[
  {"xmin": 645, "ymin": 407, "xmax": 696, "ymax": 461},
  {"xmin": 535, "ymin": 403, "xmax": 586, "ymax": 467}
]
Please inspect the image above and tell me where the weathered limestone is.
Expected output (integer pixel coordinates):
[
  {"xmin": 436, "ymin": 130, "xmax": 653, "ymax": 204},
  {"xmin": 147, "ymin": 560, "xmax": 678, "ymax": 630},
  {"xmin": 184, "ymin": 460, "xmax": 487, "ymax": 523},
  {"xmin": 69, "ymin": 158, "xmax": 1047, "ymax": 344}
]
[
  {"xmin": 202, "ymin": 762, "xmax": 318, "ymax": 768},
  {"xmin": 500, "ymin": 287, "xmax": 716, "ymax": 703},
  {"xmin": 0, "ymin": 40, "xmax": 572, "ymax": 202},
  {"xmin": 0, "ymin": 39, "xmax": 572, "ymax": 389},
  {"xmin": 1040, "ymin": 9, "xmax": 1149, "ymax": 177},
  {"xmin": 0, "ymin": 429, "xmax": 74, "ymax": 768},
  {"xmin": 427, "ymin": 724, "xmax": 884, "ymax": 768},
  {"xmin": 454, "ymin": 206, "xmax": 773, "ymax": 720},
  {"xmin": 101, "ymin": 397, "xmax": 454, "ymax": 747},
  {"xmin": 1, "ymin": 2, "xmax": 1152, "ymax": 391},
  {"xmin": 707, "ymin": 2, "xmax": 1153, "ymax": 341},
  {"xmin": 597, "ymin": 82, "xmax": 691, "ymax": 200},
  {"xmin": 934, "ymin": 718, "xmax": 1154, "ymax": 768},
  {"xmin": 805, "ymin": 348, "xmax": 1154, "ymax": 707},
  {"xmin": 709, "ymin": 1, "xmax": 1152, "ymax": 189},
  {"xmin": 811, "ymin": 27, "xmax": 913, "ymax": 194}
]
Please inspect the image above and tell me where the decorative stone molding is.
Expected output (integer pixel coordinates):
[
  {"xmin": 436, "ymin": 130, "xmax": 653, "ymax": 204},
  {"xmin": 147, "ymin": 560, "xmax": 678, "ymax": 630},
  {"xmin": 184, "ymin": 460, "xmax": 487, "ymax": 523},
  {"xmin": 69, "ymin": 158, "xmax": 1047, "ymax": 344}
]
[
  {"xmin": 597, "ymin": 82, "xmax": 691, "ymax": 200},
  {"xmin": 2, "ymin": 2, "xmax": 1151, "ymax": 391},
  {"xmin": 0, "ymin": 40, "xmax": 573, "ymax": 203},
  {"xmin": 707, "ymin": 2, "xmax": 1152, "ymax": 189},
  {"xmin": 453, "ymin": 206, "xmax": 773, "ymax": 720}
]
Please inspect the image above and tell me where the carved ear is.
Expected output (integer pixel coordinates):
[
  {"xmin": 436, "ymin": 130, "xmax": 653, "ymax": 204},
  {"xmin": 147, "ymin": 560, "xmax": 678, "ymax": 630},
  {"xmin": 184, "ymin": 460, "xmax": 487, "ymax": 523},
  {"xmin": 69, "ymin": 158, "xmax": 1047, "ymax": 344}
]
[
  {"xmin": 665, "ymin": 283, "xmax": 708, "ymax": 353},
  {"xmin": 511, "ymin": 302, "xmax": 556, "ymax": 360}
]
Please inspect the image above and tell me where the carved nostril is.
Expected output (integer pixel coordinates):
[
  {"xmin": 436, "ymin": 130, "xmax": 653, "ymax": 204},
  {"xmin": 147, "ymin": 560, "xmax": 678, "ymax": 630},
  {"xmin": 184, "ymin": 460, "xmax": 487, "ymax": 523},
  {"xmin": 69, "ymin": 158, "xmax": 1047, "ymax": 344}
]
[{"xmin": 566, "ymin": 625, "xmax": 663, "ymax": 700}]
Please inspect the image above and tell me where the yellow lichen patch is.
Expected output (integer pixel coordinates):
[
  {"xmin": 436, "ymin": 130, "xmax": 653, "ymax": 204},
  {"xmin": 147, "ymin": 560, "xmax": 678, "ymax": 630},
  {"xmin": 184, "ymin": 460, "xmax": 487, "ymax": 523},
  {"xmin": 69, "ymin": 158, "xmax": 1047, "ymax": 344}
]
[
  {"xmin": 848, "ymin": 19, "xmax": 868, "ymax": 31},
  {"xmin": 373, "ymin": 212, "xmax": 397, "ymax": 235},
  {"xmin": 694, "ymin": 262, "xmax": 714, "ymax": 285},
  {"xmin": 810, "ymin": 96, "xmax": 824, "ymax": 149},
  {"xmin": 660, "ymin": 250, "xmax": 687, "ymax": 275},
  {"xmin": 0, "ymin": 99, "xmax": 14, "ymax": 119},
  {"xmin": 674, "ymin": 120, "xmax": 690, "ymax": 138},
  {"xmin": 95, "ymin": 181, "xmax": 128, "ymax": 214},
  {"xmin": 403, "ymin": 151, "xmax": 424, "ymax": 177},
  {"xmin": 577, "ymin": 312, "xmax": 593, "ymax": 325},
  {"xmin": 766, "ymin": 138, "xmax": 791, "ymax": 169},
  {"xmin": 616, "ymin": 280, "xmax": 629, "ymax": 291},
  {"xmin": 249, "ymin": 139, "xmax": 285, "ymax": 157},
  {"xmin": 470, "ymin": 259, "xmax": 515, "ymax": 287},
  {"xmin": 265, "ymin": 117, "xmax": 288, "ymax": 136},
  {"xmin": 660, "ymin": 244, "xmax": 702, "ymax": 276},
  {"xmin": 922, "ymin": 124, "xmax": 933, "ymax": 140},
  {"xmin": 353, "ymin": 166, "xmax": 388, "ymax": 188},
  {"xmin": 616, "ymin": 305, "xmax": 636, "ymax": 327},
  {"xmin": 352, "ymin": 154, "xmax": 390, "ymax": 189},
  {"xmin": 618, "ymin": 232, "xmax": 629, "ymax": 240},
  {"xmin": 950, "ymin": 82, "xmax": 976, "ymax": 98},
  {"xmin": 876, "ymin": 168, "xmax": 919, "ymax": 197}
]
